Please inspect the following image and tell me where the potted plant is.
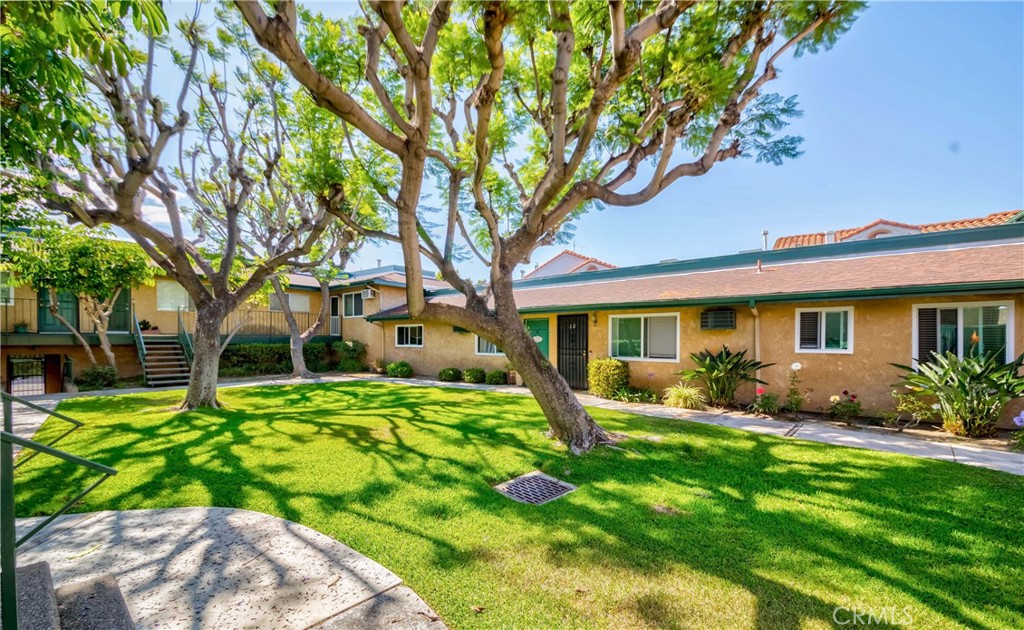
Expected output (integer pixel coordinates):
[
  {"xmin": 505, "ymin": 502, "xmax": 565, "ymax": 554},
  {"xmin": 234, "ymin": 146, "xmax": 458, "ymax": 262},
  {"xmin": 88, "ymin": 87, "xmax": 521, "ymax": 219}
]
[
  {"xmin": 505, "ymin": 362, "xmax": 520, "ymax": 385},
  {"xmin": 12, "ymin": 321, "xmax": 29, "ymax": 333},
  {"xmin": 371, "ymin": 358, "xmax": 387, "ymax": 375}
]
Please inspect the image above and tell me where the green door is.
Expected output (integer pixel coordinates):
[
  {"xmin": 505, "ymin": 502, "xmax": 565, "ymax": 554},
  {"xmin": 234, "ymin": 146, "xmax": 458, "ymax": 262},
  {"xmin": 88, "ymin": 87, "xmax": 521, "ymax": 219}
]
[
  {"xmin": 38, "ymin": 290, "xmax": 78, "ymax": 332},
  {"xmin": 109, "ymin": 289, "xmax": 131, "ymax": 331},
  {"xmin": 524, "ymin": 318, "xmax": 550, "ymax": 358}
]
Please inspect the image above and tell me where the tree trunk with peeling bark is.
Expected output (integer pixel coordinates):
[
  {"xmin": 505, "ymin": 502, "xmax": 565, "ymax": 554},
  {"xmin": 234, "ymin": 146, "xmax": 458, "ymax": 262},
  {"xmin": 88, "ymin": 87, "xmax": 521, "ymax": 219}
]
[
  {"xmin": 181, "ymin": 302, "xmax": 226, "ymax": 410},
  {"xmin": 272, "ymin": 279, "xmax": 331, "ymax": 379}
]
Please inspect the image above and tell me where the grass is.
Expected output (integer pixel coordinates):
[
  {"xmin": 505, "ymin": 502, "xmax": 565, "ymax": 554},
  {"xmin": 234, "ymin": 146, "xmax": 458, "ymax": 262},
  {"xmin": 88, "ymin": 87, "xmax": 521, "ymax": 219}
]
[{"xmin": 15, "ymin": 381, "xmax": 1024, "ymax": 629}]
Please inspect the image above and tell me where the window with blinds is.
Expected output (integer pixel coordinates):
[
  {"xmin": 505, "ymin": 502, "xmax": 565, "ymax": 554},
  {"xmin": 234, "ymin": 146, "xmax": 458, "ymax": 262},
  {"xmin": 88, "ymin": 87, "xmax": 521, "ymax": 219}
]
[
  {"xmin": 610, "ymin": 314, "xmax": 678, "ymax": 360},
  {"xmin": 916, "ymin": 303, "xmax": 1011, "ymax": 364},
  {"xmin": 475, "ymin": 336, "xmax": 504, "ymax": 355},
  {"xmin": 795, "ymin": 308, "xmax": 853, "ymax": 353}
]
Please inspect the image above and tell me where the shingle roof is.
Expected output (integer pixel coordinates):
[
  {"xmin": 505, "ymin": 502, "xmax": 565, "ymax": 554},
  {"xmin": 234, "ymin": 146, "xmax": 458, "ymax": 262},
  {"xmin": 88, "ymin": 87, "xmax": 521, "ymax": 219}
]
[
  {"xmin": 370, "ymin": 241, "xmax": 1024, "ymax": 319},
  {"xmin": 523, "ymin": 249, "xmax": 617, "ymax": 279},
  {"xmin": 773, "ymin": 211, "xmax": 1019, "ymax": 249}
]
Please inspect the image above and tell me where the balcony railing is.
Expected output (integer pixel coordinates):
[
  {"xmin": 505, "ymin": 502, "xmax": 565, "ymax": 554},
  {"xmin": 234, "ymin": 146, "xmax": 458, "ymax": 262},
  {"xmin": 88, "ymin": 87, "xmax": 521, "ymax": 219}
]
[
  {"xmin": 1, "ymin": 297, "xmax": 106, "ymax": 334},
  {"xmin": 178, "ymin": 308, "xmax": 331, "ymax": 340}
]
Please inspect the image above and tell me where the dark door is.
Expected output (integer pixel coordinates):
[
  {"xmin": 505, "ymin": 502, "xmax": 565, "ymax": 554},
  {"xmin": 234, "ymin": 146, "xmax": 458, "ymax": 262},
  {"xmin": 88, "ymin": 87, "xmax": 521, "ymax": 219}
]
[
  {"xmin": 108, "ymin": 289, "xmax": 131, "ymax": 331},
  {"xmin": 38, "ymin": 290, "xmax": 78, "ymax": 332},
  {"xmin": 557, "ymin": 314, "xmax": 589, "ymax": 389}
]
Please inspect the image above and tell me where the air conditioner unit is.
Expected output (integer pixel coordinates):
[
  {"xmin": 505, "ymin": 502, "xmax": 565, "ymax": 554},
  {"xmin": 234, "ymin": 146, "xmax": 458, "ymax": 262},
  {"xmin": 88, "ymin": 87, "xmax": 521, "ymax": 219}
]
[{"xmin": 361, "ymin": 288, "xmax": 376, "ymax": 300}]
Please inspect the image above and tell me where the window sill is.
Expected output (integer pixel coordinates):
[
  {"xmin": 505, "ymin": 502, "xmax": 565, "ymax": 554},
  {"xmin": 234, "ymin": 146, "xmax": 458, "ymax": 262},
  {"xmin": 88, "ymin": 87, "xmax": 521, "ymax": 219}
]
[
  {"xmin": 610, "ymin": 356, "xmax": 679, "ymax": 363},
  {"xmin": 795, "ymin": 348, "xmax": 854, "ymax": 355}
]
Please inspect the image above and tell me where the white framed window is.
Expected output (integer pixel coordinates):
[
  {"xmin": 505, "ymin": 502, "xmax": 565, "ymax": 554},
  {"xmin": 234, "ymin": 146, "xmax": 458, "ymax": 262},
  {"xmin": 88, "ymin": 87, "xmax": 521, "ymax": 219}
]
[
  {"xmin": 912, "ymin": 301, "xmax": 1013, "ymax": 366},
  {"xmin": 0, "ymin": 272, "xmax": 13, "ymax": 306},
  {"xmin": 609, "ymin": 313, "xmax": 679, "ymax": 362},
  {"xmin": 475, "ymin": 335, "xmax": 504, "ymax": 356},
  {"xmin": 269, "ymin": 293, "xmax": 311, "ymax": 313},
  {"xmin": 395, "ymin": 324, "xmax": 423, "ymax": 348},
  {"xmin": 343, "ymin": 292, "xmax": 364, "ymax": 318},
  {"xmin": 156, "ymin": 281, "xmax": 194, "ymax": 311},
  {"xmin": 795, "ymin": 307, "xmax": 853, "ymax": 353}
]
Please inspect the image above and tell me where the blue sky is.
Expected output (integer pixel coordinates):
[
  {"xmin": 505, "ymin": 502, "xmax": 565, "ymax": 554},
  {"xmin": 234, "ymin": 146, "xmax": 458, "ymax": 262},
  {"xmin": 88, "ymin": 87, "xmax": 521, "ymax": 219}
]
[{"xmin": 160, "ymin": 1, "xmax": 1024, "ymax": 277}]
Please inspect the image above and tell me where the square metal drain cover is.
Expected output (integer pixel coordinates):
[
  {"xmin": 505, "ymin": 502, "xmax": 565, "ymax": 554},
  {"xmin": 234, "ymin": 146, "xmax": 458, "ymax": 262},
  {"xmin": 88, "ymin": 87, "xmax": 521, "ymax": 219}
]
[{"xmin": 494, "ymin": 471, "xmax": 576, "ymax": 505}]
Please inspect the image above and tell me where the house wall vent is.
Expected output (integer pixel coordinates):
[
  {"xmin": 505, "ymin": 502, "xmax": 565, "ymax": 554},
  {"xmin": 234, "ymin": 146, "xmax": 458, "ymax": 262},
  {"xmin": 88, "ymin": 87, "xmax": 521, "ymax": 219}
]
[{"xmin": 700, "ymin": 308, "xmax": 736, "ymax": 330}]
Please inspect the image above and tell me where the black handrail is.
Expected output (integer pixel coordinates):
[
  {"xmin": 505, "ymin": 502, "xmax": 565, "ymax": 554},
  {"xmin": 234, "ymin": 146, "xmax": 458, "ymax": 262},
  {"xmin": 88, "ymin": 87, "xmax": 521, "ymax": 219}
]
[
  {"xmin": 1, "ymin": 393, "xmax": 117, "ymax": 630},
  {"xmin": 9, "ymin": 394, "xmax": 84, "ymax": 470}
]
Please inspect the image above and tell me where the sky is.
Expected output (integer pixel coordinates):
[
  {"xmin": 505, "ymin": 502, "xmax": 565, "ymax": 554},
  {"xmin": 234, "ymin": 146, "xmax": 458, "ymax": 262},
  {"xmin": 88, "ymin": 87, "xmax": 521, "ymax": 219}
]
[{"xmin": 157, "ymin": 1, "xmax": 1024, "ymax": 277}]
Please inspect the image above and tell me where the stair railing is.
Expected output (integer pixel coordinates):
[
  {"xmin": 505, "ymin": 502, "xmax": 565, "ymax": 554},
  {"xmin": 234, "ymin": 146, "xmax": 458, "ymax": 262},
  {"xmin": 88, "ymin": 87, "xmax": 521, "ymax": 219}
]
[
  {"xmin": 1, "ymin": 392, "xmax": 117, "ymax": 630},
  {"xmin": 132, "ymin": 306, "xmax": 148, "ymax": 386},
  {"xmin": 177, "ymin": 307, "xmax": 194, "ymax": 367}
]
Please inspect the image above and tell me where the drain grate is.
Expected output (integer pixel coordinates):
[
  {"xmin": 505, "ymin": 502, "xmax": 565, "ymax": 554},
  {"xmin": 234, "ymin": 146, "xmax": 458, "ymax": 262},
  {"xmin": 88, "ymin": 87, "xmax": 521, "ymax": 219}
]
[{"xmin": 494, "ymin": 471, "xmax": 576, "ymax": 505}]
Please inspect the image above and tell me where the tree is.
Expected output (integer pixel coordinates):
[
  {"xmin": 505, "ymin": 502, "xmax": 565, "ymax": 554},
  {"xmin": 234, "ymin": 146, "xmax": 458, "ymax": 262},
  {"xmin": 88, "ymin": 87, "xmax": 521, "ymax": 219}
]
[
  {"xmin": 10, "ymin": 6, "xmax": 355, "ymax": 409},
  {"xmin": 2, "ymin": 224, "xmax": 156, "ymax": 374},
  {"xmin": 238, "ymin": 0, "xmax": 862, "ymax": 453}
]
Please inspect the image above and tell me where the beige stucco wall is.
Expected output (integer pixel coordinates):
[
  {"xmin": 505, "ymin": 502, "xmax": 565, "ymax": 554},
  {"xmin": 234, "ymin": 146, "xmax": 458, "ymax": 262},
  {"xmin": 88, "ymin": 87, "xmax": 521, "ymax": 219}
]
[{"xmin": 381, "ymin": 320, "xmax": 509, "ymax": 377}]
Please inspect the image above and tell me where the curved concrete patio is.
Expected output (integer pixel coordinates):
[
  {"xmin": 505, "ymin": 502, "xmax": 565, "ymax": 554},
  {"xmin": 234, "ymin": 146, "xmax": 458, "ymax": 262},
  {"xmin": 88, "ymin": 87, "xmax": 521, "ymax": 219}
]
[{"xmin": 15, "ymin": 507, "xmax": 446, "ymax": 629}]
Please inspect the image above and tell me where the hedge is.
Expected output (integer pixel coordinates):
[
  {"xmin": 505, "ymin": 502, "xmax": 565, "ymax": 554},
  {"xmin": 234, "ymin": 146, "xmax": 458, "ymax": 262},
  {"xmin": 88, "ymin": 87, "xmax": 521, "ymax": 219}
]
[
  {"xmin": 587, "ymin": 358, "xmax": 630, "ymax": 398},
  {"xmin": 218, "ymin": 342, "xmax": 333, "ymax": 377}
]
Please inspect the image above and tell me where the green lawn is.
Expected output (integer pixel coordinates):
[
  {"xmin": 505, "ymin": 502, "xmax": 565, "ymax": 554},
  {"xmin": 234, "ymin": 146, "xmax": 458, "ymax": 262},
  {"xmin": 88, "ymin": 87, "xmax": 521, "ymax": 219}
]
[{"xmin": 15, "ymin": 381, "xmax": 1024, "ymax": 629}]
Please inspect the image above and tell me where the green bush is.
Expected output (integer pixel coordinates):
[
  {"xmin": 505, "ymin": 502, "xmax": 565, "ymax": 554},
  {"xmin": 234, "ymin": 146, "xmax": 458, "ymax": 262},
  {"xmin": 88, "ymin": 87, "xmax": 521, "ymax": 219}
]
[
  {"xmin": 337, "ymin": 339, "xmax": 367, "ymax": 361},
  {"xmin": 612, "ymin": 386, "xmax": 659, "ymax": 404},
  {"xmin": 588, "ymin": 358, "xmax": 630, "ymax": 399},
  {"xmin": 463, "ymin": 368, "xmax": 486, "ymax": 384},
  {"xmin": 748, "ymin": 392, "xmax": 781, "ymax": 415},
  {"xmin": 678, "ymin": 346, "xmax": 772, "ymax": 407},
  {"xmin": 77, "ymin": 365, "xmax": 118, "ymax": 390},
  {"xmin": 438, "ymin": 367, "xmax": 462, "ymax": 382},
  {"xmin": 387, "ymin": 361, "xmax": 413, "ymax": 378},
  {"xmin": 892, "ymin": 351, "xmax": 1024, "ymax": 437},
  {"xmin": 663, "ymin": 384, "xmax": 707, "ymax": 410},
  {"xmin": 485, "ymin": 370, "xmax": 507, "ymax": 385},
  {"xmin": 218, "ymin": 342, "xmax": 332, "ymax": 376},
  {"xmin": 336, "ymin": 358, "xmax": 365, "ymax": 373}
]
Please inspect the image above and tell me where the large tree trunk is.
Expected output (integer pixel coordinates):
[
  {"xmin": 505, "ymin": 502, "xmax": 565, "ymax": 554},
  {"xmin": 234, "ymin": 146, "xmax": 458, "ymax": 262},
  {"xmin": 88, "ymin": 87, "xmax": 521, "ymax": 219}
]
[
  {"xmin": 271, "ymin": 278, "xmax": 331, "ymax": 379},
  {"xmin": 498, "ymin": 318, "xmax": 610, "ymax": 454},
  {"xmin": 181, "ymin": 302, "xmax": 226, "ymax": 410}
]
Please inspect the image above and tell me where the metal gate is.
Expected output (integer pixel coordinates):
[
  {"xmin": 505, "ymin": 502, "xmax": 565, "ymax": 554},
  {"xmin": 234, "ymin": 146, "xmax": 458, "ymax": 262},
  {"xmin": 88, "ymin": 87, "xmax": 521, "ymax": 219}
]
[
  {"xmin": 556, "ymin": 314, "xmax": 589, "ymax": 390},
  {"xmin": 6, "ymin": 355, "xmax": 45, "ymax": 396}
]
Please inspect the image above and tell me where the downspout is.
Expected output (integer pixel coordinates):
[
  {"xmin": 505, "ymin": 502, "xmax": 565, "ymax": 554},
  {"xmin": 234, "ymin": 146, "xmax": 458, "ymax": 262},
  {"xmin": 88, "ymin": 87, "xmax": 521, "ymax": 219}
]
[{"xmin": 749, "ymin": 299, "xmax": 761, "ymax": 381}]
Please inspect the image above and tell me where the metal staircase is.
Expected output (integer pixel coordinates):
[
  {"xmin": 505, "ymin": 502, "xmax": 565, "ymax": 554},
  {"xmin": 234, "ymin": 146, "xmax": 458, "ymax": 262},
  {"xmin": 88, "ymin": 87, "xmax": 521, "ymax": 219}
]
[{"xmin": 141, "ymin": 336, "xmax": 191, "ymax": 388}]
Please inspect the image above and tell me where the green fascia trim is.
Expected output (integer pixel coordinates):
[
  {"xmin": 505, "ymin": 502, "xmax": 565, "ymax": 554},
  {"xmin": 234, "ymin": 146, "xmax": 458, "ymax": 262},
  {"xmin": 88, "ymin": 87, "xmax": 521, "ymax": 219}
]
[
  {"xmin": 1010, "ymin": 210, "xmax": 1024, "ymax": 223},
  {"xmin": 420, "ymin": 223, "xmax": 1024, "ymax": 298},
  {"xmin": 0, "ymin": 333, "xmax": 135, "ymax": 346},
  {"xmin": 329, "ymin": 279, "xmax": 407, "ymax": 292},
  {"xmin": 366, "ymin": 281, "xmax": 1024, "ymax": 321}
]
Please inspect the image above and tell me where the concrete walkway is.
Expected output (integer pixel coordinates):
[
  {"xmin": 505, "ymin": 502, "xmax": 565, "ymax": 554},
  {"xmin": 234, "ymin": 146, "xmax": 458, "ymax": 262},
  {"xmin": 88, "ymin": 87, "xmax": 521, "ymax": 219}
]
[
  {"xmin": 11, "ymin": 372, "xmax": 1023, "ymax": 475},
  {"xmin": 16, "ymin": 508, "xmax": 446, "ymax": 629}
]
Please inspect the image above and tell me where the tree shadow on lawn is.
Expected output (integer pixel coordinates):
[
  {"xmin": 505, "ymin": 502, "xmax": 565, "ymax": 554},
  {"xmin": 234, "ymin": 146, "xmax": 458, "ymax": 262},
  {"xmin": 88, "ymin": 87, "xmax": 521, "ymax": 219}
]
[{"xmin": 15, "ymin": 380, "xmax": 1024, "ymax": 630}]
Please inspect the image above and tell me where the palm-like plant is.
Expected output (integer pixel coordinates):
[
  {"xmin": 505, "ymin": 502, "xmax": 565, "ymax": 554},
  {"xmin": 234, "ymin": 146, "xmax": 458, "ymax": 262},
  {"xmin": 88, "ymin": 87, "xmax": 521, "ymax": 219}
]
[
  {"xmin": 893, "ymin": 351, "xmax": 1024, "ymax": 438},
  {"xmin": 679, "ymin": 346, "xmax": 774, "ymax": 407}
]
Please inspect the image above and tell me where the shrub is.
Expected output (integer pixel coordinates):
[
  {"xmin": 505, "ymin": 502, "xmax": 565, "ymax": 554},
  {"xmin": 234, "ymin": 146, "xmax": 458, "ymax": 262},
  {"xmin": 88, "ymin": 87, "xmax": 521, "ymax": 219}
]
[
  {"xmin": 485, "ymin": 370, "xmax": 507, "ymax": 385},
  {"xmin": 782, "ymin": 362, "xmax": 805, "ymax": 412},
  {"xmin": 438, "ymin": 367, "xmax": 462, "ymax": 382},
  {"xmin": 663, "ymin": 384, "xmax": 706, "ymax": 409},
  {"xmin": 748, "ymin": 391, "xmax": 780, "ymax": 415},
  {"xmin": 678, "ymin": 346, "xmax": 773, "ymax": 407},
  {"xmin": 337, "ymin": 339, "xmax": 367, "ymax": 361},
  {"xmin": 77, "ymin": 365, "xmax": 117, "ymax": 390},
  {"xmin": 881, "ymin": 390, "xmax": 938, "ymax": 432},
  {"xmin": 386, "ymin": 361, "xmax": 413, "ymax": 378},
  {"xmin": 1011, "ymin": 411, "xmax": 1024, "ymax": 452},
  {"xmin": 588, "ymin": 358, "xmax": 630, "ymax": 399},
  {"xmin": 612, "ymin": 386, "xmax": 659, "ymax": 404},
  {"xmin": 463, "ymin": 367, "xmax": 486, "ymax": 384},
  {"xmin": 893, "ymin": 351, "xmax": 1024, "ymax": 438},
  {"xmin": 337, "ymin": 358, "xmax": 365, "ymax": 373},
  {"xmin": 828, "ymin": 390, "xmax": 862, "ymax": 426},
  {"xmin": 218, "ymin": 342, "xmax": 333, "ymax": 376}
]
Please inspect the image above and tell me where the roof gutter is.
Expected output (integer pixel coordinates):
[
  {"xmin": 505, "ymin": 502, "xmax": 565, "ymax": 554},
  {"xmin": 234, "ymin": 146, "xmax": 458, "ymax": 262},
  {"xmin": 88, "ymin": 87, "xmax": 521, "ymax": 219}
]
[{"xmin": 366, "ymin": 280, "xmax": 1024, "ymax": 321}]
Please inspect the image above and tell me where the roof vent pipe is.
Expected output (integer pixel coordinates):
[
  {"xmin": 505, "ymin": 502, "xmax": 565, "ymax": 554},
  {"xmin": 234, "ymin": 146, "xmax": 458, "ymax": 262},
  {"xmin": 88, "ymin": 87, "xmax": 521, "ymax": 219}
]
[
  {"xmin": 377, "ymin": 258, "xmax": 382, "ymax": 267},
  {"xmin": 825, "ymin": 231, "xmax": 836, "ymax": 244},
  {"xmin": 756, "ymin": 259, "xmax": 763, "ymax": 273},
  {"xmin": 761, "ymin": 230, "xmax": 769, "ymax": 251}
]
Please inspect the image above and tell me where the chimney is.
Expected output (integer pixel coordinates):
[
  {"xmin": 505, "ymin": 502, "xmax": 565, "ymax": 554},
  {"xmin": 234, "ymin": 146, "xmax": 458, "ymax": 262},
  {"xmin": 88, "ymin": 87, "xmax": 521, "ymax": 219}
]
[
  {"xmin": 761, "ymin": 230, "xmax": 769, "ymax": 251},
  {"xmin": 520, "ymin": 270, "xmax": 526, "ymax": 279},
  {"xmin": 825, "ymin": 231, "xmax": 836, "ymax": 244}
]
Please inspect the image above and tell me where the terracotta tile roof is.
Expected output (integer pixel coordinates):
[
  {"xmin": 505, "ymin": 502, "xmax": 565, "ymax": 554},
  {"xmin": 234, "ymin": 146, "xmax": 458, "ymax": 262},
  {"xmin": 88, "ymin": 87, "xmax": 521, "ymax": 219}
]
[
  {"xmin": 523, "ymin": 249, "xmax": 616, "ymax": 279},
  {"xmin": 372, "ymin": 242, "xmax": 1023, "ymax": 319},
  {"xmin": 773, "ymin": 211, "xmax": 1019, "ymax": 250}
]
